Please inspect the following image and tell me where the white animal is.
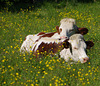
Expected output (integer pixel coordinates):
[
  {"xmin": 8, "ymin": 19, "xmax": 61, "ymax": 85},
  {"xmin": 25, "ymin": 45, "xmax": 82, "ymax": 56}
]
[
  {"xmin": 25, "ymin": 34, "xmax": 93, "ymax": 63},
  {"xmin": 59, "ymin": 18, "xmax": 78, "ymax": 38},
  {"xmin": 20, "ymin": 33, "xmax": 94, "ymax": 63},
  {"xmin": 20, "ymin": 18, "xmax": 88, "ymax": 54},
  {"xmin": 60, "ymin": 34, "xmax": 94, "ymax": 63}
]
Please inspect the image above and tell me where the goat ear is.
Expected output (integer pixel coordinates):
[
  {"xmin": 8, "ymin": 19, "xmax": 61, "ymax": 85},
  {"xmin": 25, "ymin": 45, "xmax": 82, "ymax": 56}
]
[
  {"xmin": 56, "ymin": 26, "xmax": 59, "ymax": 33},
  {"xmin": 85, "ymin": 41, "xmax": 94, "ymax": 49},
  {"xmin": 56, "ymin": 26, "xmax": 61, "ymax": 34},
  {"xmin": 78, "ymin": 28, "xmax": 88, "ymax": 35}
]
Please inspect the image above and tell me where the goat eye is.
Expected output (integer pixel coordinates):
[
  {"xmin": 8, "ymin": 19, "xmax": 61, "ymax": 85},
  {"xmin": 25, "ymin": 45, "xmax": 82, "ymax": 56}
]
[
  {"xmin": 69, "ymin": 29, "xmax": 73, "ymax": 31},
  {"xmin": 59, "ymin": 38, "xmax": 61, "ymax": 40},
  {"xmin": 74, "ymin": 47, "xmax": 78, "ymax": 49}
]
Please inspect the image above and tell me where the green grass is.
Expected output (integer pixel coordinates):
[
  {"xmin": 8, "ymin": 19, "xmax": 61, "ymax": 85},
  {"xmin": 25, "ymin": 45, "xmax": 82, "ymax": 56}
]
[{"xmin": 0, "ymin": 1, "xmax": 100, "ymax": 86}]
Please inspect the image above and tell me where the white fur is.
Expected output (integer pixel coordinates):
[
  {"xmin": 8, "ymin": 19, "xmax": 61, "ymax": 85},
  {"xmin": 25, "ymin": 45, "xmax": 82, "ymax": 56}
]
[
  {"xmin": 20, "ymin": 34, "xmax": 43, "ymax": 53},
  {"xmin": 20, "ymin": 34, "xmax": 65, "ymax": 53},
  {"xmin": 60, "ymin": 34, "xmax": 89, "ymax": 63},
  {"xmin": 32, "ymin": 37, "xmax": 65, "ymax": 51},
  {"xmin": 59, "ymin": 18, "xmax": 78, "ymax": 38},
  {"xmin": 48, "ymin": 18, "xmax": 78, "ymax": 39},
  {"xmin": 51, "ymin": 33, "xmax": 60, "ymax": 39}
]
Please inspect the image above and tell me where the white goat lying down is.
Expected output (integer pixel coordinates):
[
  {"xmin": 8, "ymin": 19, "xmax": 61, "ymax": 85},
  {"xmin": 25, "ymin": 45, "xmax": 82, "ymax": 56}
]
[
  {"xmin": 60, "ymin": 34, "xmax": 94, "ymax": 63},
  {"xmin": 20, "ymin": 33, "xmax": 94, "ymax": 63}
]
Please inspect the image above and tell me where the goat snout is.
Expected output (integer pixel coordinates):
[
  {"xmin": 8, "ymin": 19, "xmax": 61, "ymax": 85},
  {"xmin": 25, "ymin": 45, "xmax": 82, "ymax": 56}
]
[
  {"xmin": 60, "ymin": 36, "xmax": 69, "ymax": 39},
  {"xmin": 83, "ymin": 57, "xmax": 89, "ymax": 63}
]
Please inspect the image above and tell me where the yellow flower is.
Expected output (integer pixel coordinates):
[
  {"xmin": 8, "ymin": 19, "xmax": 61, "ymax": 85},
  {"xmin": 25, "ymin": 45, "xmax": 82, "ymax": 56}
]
[
  {"xmin": 10, "ymin": 46, "xmax": 13, "ymax": 48},
  {"xmin": 35, "ymin": 84, "xmax": 39, "ymax": 86},
  {"xmin": 16, "ymin": 73, "xmax": 19, "ymax": 76},
  {"xmin": 73, "ymin": 69, "xmax": 75, "ymax": 71},
  {"xmin": 39, "ymin": 61, "xmax": 42, "ymax": 64},
  {"xmin": 82, "ymin": 82, "xmax": 85, "ymax": 85},
  {"xmin": 2, "ymin": 59, "xmax": 5, "ymax": 62},
  {"xmin": 42, "ymin": 76, "xmax": 44, "ymax": 78},
  {"xmin": 37, "ymin": 53, "xmax": 40, "ymax": 55},
  {"xmin": 46, "ymin": 64, "xmax": 49, "ymax": 67},
  {"xmin": 12, "ymin": 51, "xmax": 14, "ymax": 54},
  {"xmin": 31, "ymin": 84, "xmax": 34, "ymax": 86},
  {"xmin": 87, "ymin": 82, "xmax": 90, "ymax": 84},
  {"xmin": 10, "ymin": 81, "xmax": 15, "ymax": 85},
  {"xmin": 85, "ymin": 73, "xmax": 88, "ymax": 76},
  {"xmin": 24, "ymin": 59, "xmax": 26, "ymax": 61},
  {"xmin": 55, "ymin": 79, "xmax": 58, "ymax": 82},
  {"xmin": 37, "ymin": 71, "xmax": 40, "ymax": 74},
  {"xmin": 3, "ymin": 81, "xmax": 6, "ymax": 84},
  {"xmin": 8, "ymin": 65, "xmax": 11, "ymax": 68},
  {"xmin": 15, "ymin": 78, "xmax": 17, "ymax": 80},
  {"xmin": 49, "ymin": 83, "xmax": 52, "ymax": 86},
  {"xmin": 30, "ymin": 50, "xmax": 32, "ymax": 53},
  {"xmin": 73, "ymin": 74, "xmax": 75, "ymax": 76}
]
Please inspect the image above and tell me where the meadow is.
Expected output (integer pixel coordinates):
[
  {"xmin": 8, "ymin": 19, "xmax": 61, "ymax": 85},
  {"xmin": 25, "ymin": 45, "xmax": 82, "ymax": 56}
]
[{"xmin": 0, "ymin": 1, "xmax": 100, "ymax": 86}]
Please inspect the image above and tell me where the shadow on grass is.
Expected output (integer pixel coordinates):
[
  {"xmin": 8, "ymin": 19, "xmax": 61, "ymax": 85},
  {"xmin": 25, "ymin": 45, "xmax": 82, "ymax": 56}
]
[{"xmin": 0, "ymin": 0, "xmax": 95, "ymax": 13}]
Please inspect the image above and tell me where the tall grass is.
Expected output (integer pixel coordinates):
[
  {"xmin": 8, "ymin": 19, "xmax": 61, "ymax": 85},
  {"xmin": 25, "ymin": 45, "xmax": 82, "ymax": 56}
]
[{"xmin": 0, "ymin": 1, "xmax": 100, "ymax": 86}]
